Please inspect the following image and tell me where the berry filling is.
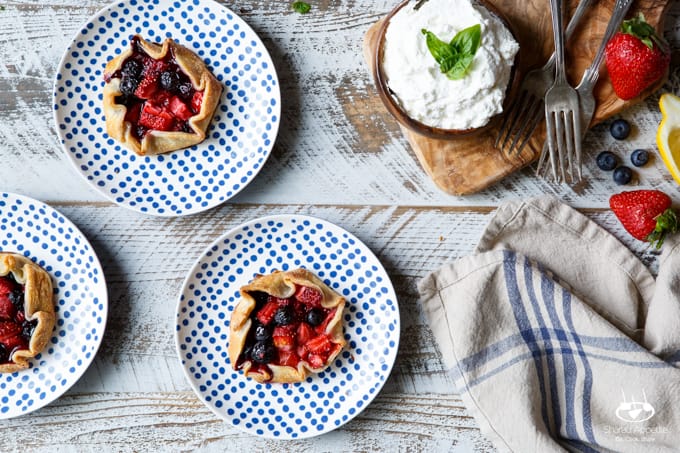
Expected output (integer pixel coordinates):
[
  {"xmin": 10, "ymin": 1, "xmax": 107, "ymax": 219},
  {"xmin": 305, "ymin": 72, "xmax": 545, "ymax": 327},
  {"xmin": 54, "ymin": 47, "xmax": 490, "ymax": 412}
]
[
  {"xmin": 236, "ymin": 287, "xmax": 342, "ymax": 375},
  {"xmin": 0, "ymin": 274, "xmax": 36, "ymax": 364},
  {"xmin": 105, "ymin": 36, "xmax": 203, "ymax": 139}
]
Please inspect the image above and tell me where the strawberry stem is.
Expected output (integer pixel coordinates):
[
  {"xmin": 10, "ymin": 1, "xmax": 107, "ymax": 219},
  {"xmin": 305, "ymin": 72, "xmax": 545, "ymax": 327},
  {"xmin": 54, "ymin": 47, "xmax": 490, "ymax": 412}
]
[
  {"xmin": 647, "ymin": 208, "xmax": 678, "ymax": 249},
  {"xmin": 620, "ymin": 13, "xmax": 668, "ymax": 51}
]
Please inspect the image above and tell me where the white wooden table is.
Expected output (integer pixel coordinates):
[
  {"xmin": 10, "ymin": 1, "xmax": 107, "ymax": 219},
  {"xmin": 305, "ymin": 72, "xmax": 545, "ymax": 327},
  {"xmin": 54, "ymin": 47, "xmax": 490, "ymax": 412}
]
[{"xmin": 1, "ymin": 1, "xmax": 679, "ymax": 451}]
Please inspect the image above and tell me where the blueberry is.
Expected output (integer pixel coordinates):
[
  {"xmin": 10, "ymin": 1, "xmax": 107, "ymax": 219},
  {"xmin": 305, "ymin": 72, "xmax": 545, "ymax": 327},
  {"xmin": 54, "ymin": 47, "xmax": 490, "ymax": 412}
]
[
  {"xmin": 274, "ymin": 305, "xmax": 294, "ymax": 326},
  {"xmin": 250, "ymin": 341, "xmax": 276, "ymax": 364},
  {"xmin": 596, "ymin": 151, "xmax": 618, "ymax": 171},
  {"xmin": 119, "ymin": 76, "xmax": 138, "ymax": 97},
  {"xmin": 9, "ymin": 290, "xmax": 23, "ymax": 311},
  {"xmin": 178, "ymin": 83, "xmax": 193, "ymax": 99},
  {"xmin": 160, "ymin": 71, "xmax": 181, "ymax": 92},
  {"xmin": 610, "ymin": 119, "xmax": 631, "ymax": 140},
  {"xmin": 0, "ymin": 344, "xmax": 7, "ymax": 363},
  {"xmin": 20, "ymin": 320, "xmax": 36, "ymax": 342},
  {"xmin": 613, "ymin": 166, "xmax": 633, "ymax": 185},
  {"xmin": 121, "ymin": 59, "xmax": 143, "ymax": 81},
  {"xmin": 630, "ymin": 149, "xmax": 649, "ymax": 167},
  {"xmin": 254, "ymin": 323, "xmax": 272, "ymax": 341},
  {"xmin": 306, "ymin": 308, "xmax": 325, "ymax": 326},
  {"xmin": 250, "ymin": 291, "xmax": 269, "ymax": 308}
]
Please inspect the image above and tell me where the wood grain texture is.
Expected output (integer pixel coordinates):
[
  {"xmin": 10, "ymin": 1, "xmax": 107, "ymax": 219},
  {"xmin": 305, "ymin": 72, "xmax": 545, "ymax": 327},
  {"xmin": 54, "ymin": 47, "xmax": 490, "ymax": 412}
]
[
  {"xmin": 363, "ymin": 0, "xmax": 671, "ymax": 195},
  {"xmin": 0, "ymin": 2, "xmax": 680, "ymax": 206},
  {"xmin": 0, "ymin": 203, "xmax": 661, "ymax": 451},
  {"xmin": 0, "ymin": 0, "xmax": 679, "ymax": 451}
]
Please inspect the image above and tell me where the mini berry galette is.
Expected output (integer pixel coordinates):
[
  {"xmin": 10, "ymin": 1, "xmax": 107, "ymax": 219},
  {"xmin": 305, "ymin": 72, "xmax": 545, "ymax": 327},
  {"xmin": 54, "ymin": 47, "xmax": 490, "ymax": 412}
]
[
  {"xmin": 103, "ymin": 35, "xmax": 222, "ymax": 156},
  {"xmin": 0, "ymin": 253, "xmax": 54, "ymax": 373},
  {"xmin": 228, "ymin": 269, "xmax": 346, "ymax": 383}
]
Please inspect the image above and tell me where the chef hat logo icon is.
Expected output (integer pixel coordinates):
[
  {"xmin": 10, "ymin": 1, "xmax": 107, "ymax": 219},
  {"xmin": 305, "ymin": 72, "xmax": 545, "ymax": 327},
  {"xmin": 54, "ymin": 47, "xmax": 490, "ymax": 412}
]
[{"xmin": 615, "ymin": 389, "xmax": 655, "ymax": 423}]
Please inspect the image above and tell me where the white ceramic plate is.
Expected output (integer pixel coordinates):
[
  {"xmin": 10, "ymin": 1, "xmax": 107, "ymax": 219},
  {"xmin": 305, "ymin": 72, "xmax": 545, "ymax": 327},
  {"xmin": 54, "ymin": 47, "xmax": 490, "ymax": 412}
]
[
  {"xmin": 53, "ymin": 0, "xmax": 281, "ymax": 216},
  {"xmin": 0, "ymin": 192, "xmax": 107, "ymax": 419},
  {"xmin": 175, "ymin": 215, "xmax": 400, "ymax": 439}
]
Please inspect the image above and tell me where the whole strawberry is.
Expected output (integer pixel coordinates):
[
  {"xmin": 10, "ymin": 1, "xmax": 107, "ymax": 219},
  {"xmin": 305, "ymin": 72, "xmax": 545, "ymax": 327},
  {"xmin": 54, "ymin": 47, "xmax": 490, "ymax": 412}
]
[
  {"xmin": 605, "ymin": 14, "xmax": 670, "ymax": 101},
  {"xmin": 610, "ymin": 190, "xmax": 678, "ymax": 248}
]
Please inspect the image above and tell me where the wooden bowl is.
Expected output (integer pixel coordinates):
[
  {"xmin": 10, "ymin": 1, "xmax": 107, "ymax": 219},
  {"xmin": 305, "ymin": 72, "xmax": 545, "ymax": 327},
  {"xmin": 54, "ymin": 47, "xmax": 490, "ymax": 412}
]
[{"xmin": 372, "ymin": 0, "xmax": 521, "ymax": 140}]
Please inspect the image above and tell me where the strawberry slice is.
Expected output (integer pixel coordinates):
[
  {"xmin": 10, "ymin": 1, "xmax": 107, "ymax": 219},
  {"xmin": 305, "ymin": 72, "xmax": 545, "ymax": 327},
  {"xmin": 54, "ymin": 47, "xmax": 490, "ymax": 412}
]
[
  {"xmin": 168, "ymin": 96, "xmax": 194, "ymax": 121},
  {"xmin": 278, "ymin": 350, "xmax": 300, "ymax": 368},
  {"xmin": 295, "ymin": 286, "xmax": 322, "ymax": 307},
  {"xmin": 306, "ymin": 353, "xmax": 326, "ymax": 369},
  {"xmin": 296, "ymin": 345, "xmax": 308, "ymax": 361},
  {"xmin": 124, "ymin": 102, "xmax": 142, "ymax": 124},
  {"xmin": 191, "ymin": 91, "xmax": 203, "ymax": 113},
  {"xmin": 0, "ymin": 297, "xmax": 15, "ymax": 321},
  {"xmin": 305, "ymin": 334, "xmax": 332, "ymax": 355},
  {"xmin": 256, "ymin": 300, "xmax": 280, "ymax": 326},
  {"xmin": 273, "ymin": 326, "xmax": 295, "ymax": 351},
  {"xmin": 0, "ymin": 321, "xmax": 21, "ymax": 343},
  {"xmin": 297, "ymin": 322, "xmax": 314, "ymax": 344},
  {"xmin": 0, "ymin": 278, "xmax": 16, "ymax": 297},
  {"xmin": 138, "ymin": 103, "xmax": 175, "ymax": 131},
  {"xmin": 315, "ymin": 307, "xmax": 337, "ymax": 334}
]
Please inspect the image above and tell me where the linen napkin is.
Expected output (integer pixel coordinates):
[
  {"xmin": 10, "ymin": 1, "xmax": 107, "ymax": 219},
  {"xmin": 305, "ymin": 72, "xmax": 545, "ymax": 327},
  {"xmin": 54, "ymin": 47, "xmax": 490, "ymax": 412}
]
[{"xmin": 418, "ymin": 197, "xmax": 680, "ymax": 452}]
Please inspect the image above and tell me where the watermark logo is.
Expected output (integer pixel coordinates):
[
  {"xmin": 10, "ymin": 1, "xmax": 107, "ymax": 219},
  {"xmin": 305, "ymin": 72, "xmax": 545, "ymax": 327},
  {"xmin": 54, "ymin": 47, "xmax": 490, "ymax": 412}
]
[{"xmin": 615, "ymin": 389, "xmax": 655, "ymax": 423}]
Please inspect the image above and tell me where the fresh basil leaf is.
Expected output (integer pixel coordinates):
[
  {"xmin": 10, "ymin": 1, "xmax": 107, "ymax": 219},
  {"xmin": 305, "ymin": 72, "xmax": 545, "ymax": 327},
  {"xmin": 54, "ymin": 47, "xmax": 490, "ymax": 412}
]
[
  {"xmin": 292, "ymin": 1, "xmax": 311, "ymax": 14},
  {"xmin": 450, "ymin": 24, "xmax": 481, "ymax": 57},
  {"xmin": 422, "ymin": 29, "xmax": 456, "ymax": 70},
  {"xmin": 445, "ymin": 54, "xmax": 474, "ymax": 80},
  {"xmin": 422, "ymin": 24, "xmax": 481, "ymax": 80}
]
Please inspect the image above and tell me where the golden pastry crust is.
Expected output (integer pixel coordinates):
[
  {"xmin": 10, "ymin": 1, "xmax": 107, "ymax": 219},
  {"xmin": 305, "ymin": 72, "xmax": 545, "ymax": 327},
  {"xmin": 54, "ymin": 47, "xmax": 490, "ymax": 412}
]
[
  {"xmin": 103, "ymin": 35, "xmax": 222, "ymax": 156},
  {"xmin": 0, "ymin": 253, "xmax": 54, "ymax": 373},
  {"xmin": 228, "ymin": 269, "xmax": 346, "ymax": 383}
]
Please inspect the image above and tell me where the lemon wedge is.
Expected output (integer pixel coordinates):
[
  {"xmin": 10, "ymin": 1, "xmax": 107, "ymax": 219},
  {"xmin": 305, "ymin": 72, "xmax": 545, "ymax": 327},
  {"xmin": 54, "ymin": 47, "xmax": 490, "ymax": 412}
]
[{"xmin": 657, "ymin": 93, "xmax": 680, "ymax": 185}]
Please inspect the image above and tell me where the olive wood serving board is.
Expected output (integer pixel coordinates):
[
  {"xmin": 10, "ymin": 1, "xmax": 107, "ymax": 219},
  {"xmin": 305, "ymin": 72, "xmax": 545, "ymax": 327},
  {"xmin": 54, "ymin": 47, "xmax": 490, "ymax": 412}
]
[{"xmin": 363, "ymin": 0, "xmax": 671, "ymax": 195}]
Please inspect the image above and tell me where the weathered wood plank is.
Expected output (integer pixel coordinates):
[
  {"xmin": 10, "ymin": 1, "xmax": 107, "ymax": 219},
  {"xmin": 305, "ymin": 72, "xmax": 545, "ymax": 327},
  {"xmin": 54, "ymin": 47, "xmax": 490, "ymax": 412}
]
[
  {"xmin": 0, "ymin": 392, "xmax": 496, "ymax": 452},
  {"xmin": 0, "ymin": 2, "xmax": 679, "ymax": 207},
  {"xmin": 37, "ymin": 203, "xmax": 658, "ymax": 399}
]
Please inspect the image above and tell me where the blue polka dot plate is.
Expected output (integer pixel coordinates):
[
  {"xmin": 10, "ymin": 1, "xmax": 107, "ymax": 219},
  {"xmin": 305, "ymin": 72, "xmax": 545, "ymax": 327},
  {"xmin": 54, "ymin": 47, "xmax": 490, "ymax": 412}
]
[
  {"xmin": 175, "ymin": 215, "xmax": 400, "ymax": 439},
  {"xmin": 53, "ymin": 0, "xmax": 280, "ymax": 216},
  {"xmin": 0, "ymin": 192, "xmax": 107, "ymax": 419}
]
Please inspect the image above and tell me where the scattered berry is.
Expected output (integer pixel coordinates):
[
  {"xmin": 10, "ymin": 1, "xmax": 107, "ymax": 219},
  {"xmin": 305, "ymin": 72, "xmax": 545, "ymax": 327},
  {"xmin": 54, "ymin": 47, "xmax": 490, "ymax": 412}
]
[
  {"xmin": 253, "ymin": 323, "xmax": 272, "ymax": 342},
  {"xmin": 121, "ymin": 59, "xmax": 143, "ymax": 81},
  {"xmin": 295, "ymin": 286, "xmax": 322, "ymax": 307},
  {"xmin": 20, "ymin": 320, "xmax": 35, "ymax": 343},
  {"xmin": 605, "ymin": 14, "xmax": 670, "ymax": 101},
  {"xmin": 610, "ymin": 189, "xmax": 678, "ymax": 248},
  {"xmin": 630, "ymin": 149, "xmax": 649, "ymax": 167},
  {"xmin": 160, "ymin": 71, "xmax": 181, "ymax": 92},
  {"xmin": 119, "ymin": 76, "xmax": 138, "ymax": 97},
  {"xmin": 250, "ymin": 341, "xmax": 276, "ymax": 364},
  {"xmin": 274, "ymin": 305, "xmax": 294, "ymax": 326},
  {"xmin": 596, "ymin": 151, "xmax": 618, "ymax": 171},
  {"xmin": 613, "ymin": 166, "xmax": 633, "ymax": 185},
  {"xmin": 178, "ymin": 83, "xmax": 193, "ymax": 99},
  {"xmin": 0, "ymin": 344, "xmax": 7, "ymax": 363},
  {"xmin": 610, "ymin": 119, "xmax": 631, "ymax": 140},
  {"xmin": 306, "ymin": 308, "xmax": 325, "ymax": 326}
]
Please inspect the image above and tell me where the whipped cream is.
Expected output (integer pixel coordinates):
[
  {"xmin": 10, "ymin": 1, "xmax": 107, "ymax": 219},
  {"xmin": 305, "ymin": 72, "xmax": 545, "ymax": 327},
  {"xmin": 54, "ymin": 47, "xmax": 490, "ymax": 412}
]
[{"xmin": 382, "ymin": 0, "xmax": 519, "ymax": 130}]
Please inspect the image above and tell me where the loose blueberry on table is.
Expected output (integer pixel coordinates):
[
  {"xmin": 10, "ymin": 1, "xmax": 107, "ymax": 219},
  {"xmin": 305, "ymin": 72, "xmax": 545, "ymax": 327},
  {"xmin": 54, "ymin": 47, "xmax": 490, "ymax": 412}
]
[
  {"xmin": 610, "ymin": 119, "xmax": 631, "ymax": 140},
  {"xmin": 103, "ymin": 35, "xmax": 222, "ymax": 156},
  {"xmin": 596, "ymin": 151, "xmax": 618, "ymax": 171},
  {"xmin": 630, "ymin": 149, "xmax": 649, "ymax": 167},
  {"xmin": 613, "ymin": 165, "xmax": 634, "ymax": 185},
  {"xmin": 228, "ymin": 269, "xmax": 347, "ymax": 383}
]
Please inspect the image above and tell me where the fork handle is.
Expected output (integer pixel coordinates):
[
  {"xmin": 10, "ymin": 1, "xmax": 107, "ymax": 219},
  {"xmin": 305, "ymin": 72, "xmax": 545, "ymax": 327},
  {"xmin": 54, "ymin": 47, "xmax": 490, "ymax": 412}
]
[
  {"xmin": 542, "ymin": 0, "xmax": 594, "ymax": 71},
  {"xmin": 549, "ymin": 0, "xmax": 568, "ymax": 84},
  {"xmin": 578, "ymin": 0, "xmax": 635, "ymax": 90}
]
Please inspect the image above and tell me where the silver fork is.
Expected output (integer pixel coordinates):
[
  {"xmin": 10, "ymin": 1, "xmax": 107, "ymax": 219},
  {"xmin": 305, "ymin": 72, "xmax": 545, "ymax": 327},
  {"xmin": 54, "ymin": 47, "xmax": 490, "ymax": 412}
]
[
  {"xmin": 542, "ymin": 0, "xmax": 582, "ymax": 183},
  {"xmin": 537, "ymin": 0, "xmax": 635, "ymax": 180},
  {"xmin": 495, "ymin": 0, "xmax": 593, "ymax": 155}
]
